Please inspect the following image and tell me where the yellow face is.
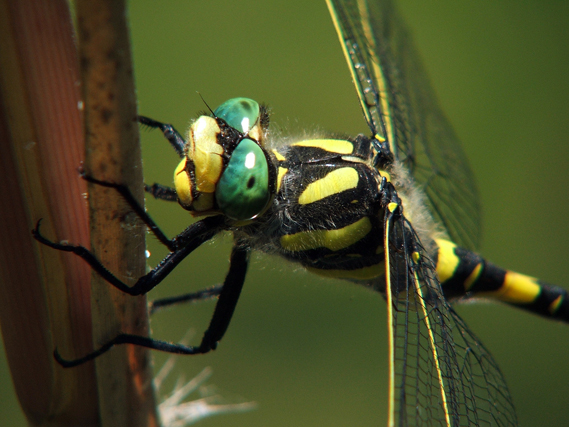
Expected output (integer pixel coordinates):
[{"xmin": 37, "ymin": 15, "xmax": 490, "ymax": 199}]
[
  {"xmin": 173, "ymin": 98, "xmax": 272, "ymax": 220},
  {"xmin": 173, "ymin": 116, "xmax": 224, "ymax": 215}
]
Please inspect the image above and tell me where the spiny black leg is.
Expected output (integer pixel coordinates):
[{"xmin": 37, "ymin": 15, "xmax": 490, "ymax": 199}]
[
  {"xmin": 32, "ymin": 216, "xmax": 224, "ymax": 296},
  {"xmin": 199, "ymin": 244, "xmax": 249, "ymax": 350},
  {"xmin": 145, "ymin": 183, "xmax": 178, "ymax": 202},
  {"xmin": 33, "ymin": 218, "xmax": 137, "ymax": 294},
  {"xmin": 138, "ymin": 115, "xmax": 186, "ymax": 158},
  {"xmin": 54, "ymin": 241, "xmax": 249, "ymax": 367},
  {"xmin": 149, "ymin": 284, "xmax": 223, "ymax": 315},
  {"xmin": 54, "ymin": 334, "xmax": 206, "ymax": 368},
  {"xmin": 80, "ymin": 171, "xmax": 175, "ymax": 251}
]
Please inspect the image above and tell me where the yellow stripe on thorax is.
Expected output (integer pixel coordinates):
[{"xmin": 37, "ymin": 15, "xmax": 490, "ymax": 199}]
[
  {"xmin": 292, "ymin": 139, "xmax": 353, "ymax": 154},
  {"xmin": 276, "ymin": 167, "xmax": 288, "ymax": 193},
  {"xmin": 280, "ymin": 217, "xmax": 372, "ymax": 252},
  {"xmin": 298, "ymin": 167, "xmax": 359, "ymax": 205},
  {"xmin": 272, "ymin": 149, "xmax": 286, "ymax": 161}
]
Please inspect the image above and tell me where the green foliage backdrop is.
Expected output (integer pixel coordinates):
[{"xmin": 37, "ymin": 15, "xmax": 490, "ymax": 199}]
[{"xmin": 2, "ymin": 1, "xmax": 568, "ymax": 426}]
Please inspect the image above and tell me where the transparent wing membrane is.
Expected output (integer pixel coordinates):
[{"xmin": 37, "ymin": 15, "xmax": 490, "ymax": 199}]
[
  {"xmin": 327, "ymin": 0, "xmax": 481, "ymax": 250},
  {"xmin": 385, "ymin": 215, "xmax": 517, "ymax": 426},
  {"xmin": 326, "ymin": 2, "xmax": 515, "ymax": 421}
]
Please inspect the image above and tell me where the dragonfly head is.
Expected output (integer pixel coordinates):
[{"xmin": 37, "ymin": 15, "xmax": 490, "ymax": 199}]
[{"xmin": 174, "ymin": 97, "xmax": 275, "ymax": 221}]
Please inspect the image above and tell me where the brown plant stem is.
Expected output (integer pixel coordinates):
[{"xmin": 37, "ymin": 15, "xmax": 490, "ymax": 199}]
[
  {"xmin": 75, "ymin": 0, "xmax": 159, "ymax": 426},
  {"xmin": 0, "ymin": 0, "xmax": 97, "ymax": 425},
  {"xmin": 0, "ymin": 0, "xmax": 159, "ymax": 425}
]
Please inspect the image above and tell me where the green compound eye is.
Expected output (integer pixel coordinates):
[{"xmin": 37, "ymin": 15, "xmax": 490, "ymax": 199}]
[
  {"xmin": 216, "ymin": 138, "xmax": 270, "ymax": 220},
  {"xmin": 214, "ymin": 98, "xmax": 260, "ymax": 134}
]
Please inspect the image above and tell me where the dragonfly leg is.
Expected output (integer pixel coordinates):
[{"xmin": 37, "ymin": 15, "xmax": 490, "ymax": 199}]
[
  {"xmin": 138, "ymin": 115, "xmax": 186, "ymax": 158},
  {"xmin": 53, "ymin": 242, "xmax": 248, "ymax": 367},
  {"xmin": 145, "ymin": 183, "xmax": 178, "ymax": 202},
  {"xmin": 32, "ymin": 215, "xmax": 223, "ymax": 296},
  {"xmin": 149, "ymin": 285, "xmax": 223, "ymax": 315},
  {"xmin": 80, "ymin": 171, "xmax": 179, "ymax": 251}
]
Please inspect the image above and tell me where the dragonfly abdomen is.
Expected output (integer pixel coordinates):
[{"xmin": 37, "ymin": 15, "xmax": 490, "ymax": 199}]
[{"xmin": 435, "ymin": 239, "xmax": 569, "ymax": 321}]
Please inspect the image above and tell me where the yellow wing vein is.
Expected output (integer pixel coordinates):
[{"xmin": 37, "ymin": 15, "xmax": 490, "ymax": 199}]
[
  {"xmin": 384, "ymin": 206, "xmax": 396, "ymax": 427},
  {"xmin": 414, "ymin": 262, "xmax": 452, "ymax": 427}
]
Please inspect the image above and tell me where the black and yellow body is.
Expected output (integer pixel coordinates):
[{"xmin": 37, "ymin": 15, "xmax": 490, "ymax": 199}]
[
  {"xmin": 31, "ymin": 0, "xmax": 567, "ymax": 426},
  {"xmin": 243, "ymin": 137, "xmax": 389, "ymax": 283},
  {"xmin": 435, "ymin": 239, "xmax": 569, "ymax": 321}
]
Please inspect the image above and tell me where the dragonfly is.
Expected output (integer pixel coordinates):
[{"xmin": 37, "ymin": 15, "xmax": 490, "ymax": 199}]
[{"xmin": 32, "ymin": 0, "xmax": 568, "ymax": 426}]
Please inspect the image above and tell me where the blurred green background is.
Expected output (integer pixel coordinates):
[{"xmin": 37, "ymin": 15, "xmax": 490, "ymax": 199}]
[{"xmin": 2, "ymin": 0, "xmax": 568, "ymax": 425}]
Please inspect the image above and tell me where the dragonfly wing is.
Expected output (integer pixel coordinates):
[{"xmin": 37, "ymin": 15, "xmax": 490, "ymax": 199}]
[
  {"xmin": 327, "ymin": 0, "xmax": 481, "ymax": 250},
  {"xmin": 384, "ymin": 209, "xmax": 517, "ymax": 426}
]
